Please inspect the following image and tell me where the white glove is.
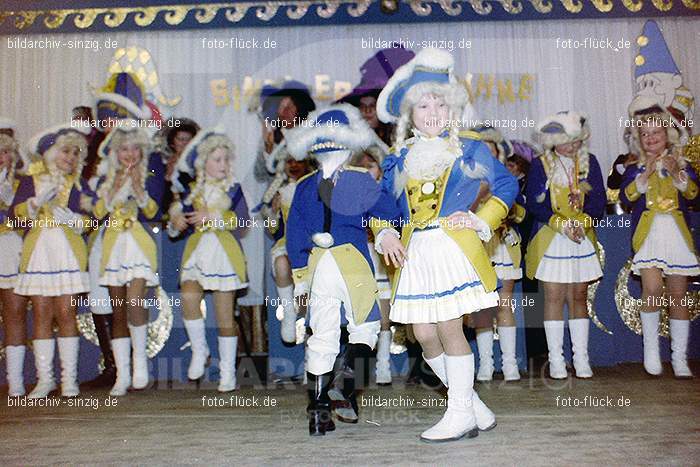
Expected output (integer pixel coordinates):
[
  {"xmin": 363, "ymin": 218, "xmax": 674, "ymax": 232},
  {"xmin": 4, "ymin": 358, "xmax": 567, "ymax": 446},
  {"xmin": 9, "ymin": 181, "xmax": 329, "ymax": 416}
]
[
  {"xmin": 503, "ymin": 227, "xmax": 521, "ymax": 247},
  {"xmin": 53, "ymin": 206, "xmax": 84, "ymax": 233},
  {"xmin": 0, "ymin": 167, "xmax": 7, "ymax": 182},
  {"xmin": 33, "ymin": 185, "xmax": 59, "ymax": 208},
  {"xmin": 0, "ymin": 180, "xmax": 13, "ymax": 205},
  {"xmin": 293, "ymin": 281, "xmax": 309, "ymax": 300},
  {"xmin": 468, "ymin": 211, "xmax": 493, "ymax": 242}
]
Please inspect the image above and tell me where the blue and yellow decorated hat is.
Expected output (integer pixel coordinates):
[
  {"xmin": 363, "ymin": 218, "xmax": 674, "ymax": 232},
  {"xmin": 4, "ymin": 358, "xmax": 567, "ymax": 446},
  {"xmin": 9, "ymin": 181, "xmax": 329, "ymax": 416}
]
[
  {"xmin": 28, "ymin": 121, "xmax": 91, "ymax": 157},
  {"xmin": 535, "ymin": 111, "xmax": 590, "ymax": 148},
  {"xmin": 94, "ymin": 72, "xmax": 152, "ymax": 122},
  {"xmin": 376, "ymin": 48, "xmax": 456, "ymax": 124},
  {"xmin": 634, "ymin": 20, "xmax": 680, "ymax": 78},
  {"xmin": 286, "ymin": 104, "xmax": 376, "ymax": 161}
]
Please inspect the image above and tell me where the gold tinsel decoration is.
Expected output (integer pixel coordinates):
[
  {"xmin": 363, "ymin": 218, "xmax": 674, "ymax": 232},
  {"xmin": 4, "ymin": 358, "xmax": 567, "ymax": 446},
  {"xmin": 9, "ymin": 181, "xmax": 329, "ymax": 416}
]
[
  {"xmin": 77, "ymin": 286, "xmax": 173, "ymax": 358},
  {"xmin": 615, "ymin": 259, "xmax": 700, "ymax": 337},
  {"xmin": 684, "ymin": 134, "xmax": 700, "ymax": 175},
  {"xmin": 589, "ymin": 242, "xmax": 613, "ymax": 334}
]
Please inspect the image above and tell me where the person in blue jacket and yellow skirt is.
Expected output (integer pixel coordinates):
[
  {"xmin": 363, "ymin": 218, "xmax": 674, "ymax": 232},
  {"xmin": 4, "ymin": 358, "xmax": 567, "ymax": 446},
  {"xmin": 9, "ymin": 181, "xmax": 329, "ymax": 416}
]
[
  {"xmin": 168, "ymin": 130, "xmax": 249, "ymax": 392},
  {"xmin": 10, "ymin": 123, "xmax": 93, "ymax": 398},
  {"xmin": 525, "ymin": 112, "xmax": 605, "ymax": 380},
  {"xmin": 620, "ymin": 97, "xmax": 699, "ymax": 378},
  {"xmin": 92, "ymin": 123, "xmax": 164, "ymax": 396},
  {"xmin": 469, "ymin": 126, "xmax": 526, "ymax": 382},
  {"xmin": 376, "ymin": 48, "xmax": 518, "ymax": 442},
  {"xmin": 286, "ymin": 103, "xmax": 400, "ymax": 436},
  {"xmin": 0, "ymin": 130, "xmax": 30, "ymax": 396}
]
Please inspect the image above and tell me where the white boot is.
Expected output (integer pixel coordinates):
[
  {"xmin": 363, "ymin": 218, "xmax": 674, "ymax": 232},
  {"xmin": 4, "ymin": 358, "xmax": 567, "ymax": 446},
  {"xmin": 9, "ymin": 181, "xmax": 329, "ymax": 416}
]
[
  {"xmin": 110, "ymin": 337, "xmax": 132, "ymax": 396},
  {"xmin": 218, "ymin": 336, "xmax": 238, "ymax": 392},
  {"xmin": 498, "ymin": 326, "xmax": 520, "ymax": 381},
  {"xmin": 184, "ymin": 318, "xmax": 210, "ymax": 380},
  {"xmin": 420, "ymin": 354, "xmax": 479, "ymax": 443},
  {"xmin": 544, "ymin": 321, "xmax": 567, "ymax": 379},
  {"xmin": 569, "ymin": 319, "xmax": 593, "ymax": 378},
  {"xmin": 57, "ymin": 337, "xmax": 80, "ymax": 397},
  {"xmin": 129, "ymin": 324, "xmax": 150, "ymax": 390},
  {"xmin": 640, "ymin": 311, "xmax": 662, "ymax": 376},
  {"xmin": 6, "ymin": 345, "xmax": 26, "ymax": 397},
  {"xmin": 375, "ymin": 330, "xmax": 392, "ymax": 385},
  {"xmin": 277, "ymin": 284, "xmax": 297, "ymax": 344},
  {"xmin": 476, "ymin": 331, "xmax": 494, "ymax": 382},
  {"xmin": 670, "ymin": 319, "xmax": 693, "ymax": 378},
  {"xmin": 28, "ymin": 339, "xmax": 57, "ymax": 398},
  {"xmin": 423, "ymin": 353, "xmax": 495, "ymax": 431}
]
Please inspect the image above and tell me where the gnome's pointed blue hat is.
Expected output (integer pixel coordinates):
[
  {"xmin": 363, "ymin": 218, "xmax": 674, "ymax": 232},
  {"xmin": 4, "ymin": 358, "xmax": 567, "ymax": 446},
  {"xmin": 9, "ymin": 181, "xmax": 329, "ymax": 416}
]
[
  {"xmin": 94, "ymin": 72, "xmax": 152, "ymax": 122},
  {"xmin": 286, "ymin": 104, "xmax": 376, "ymax": 161},
  {"xmin": 634, "ymin": 20, "xmax": 680, "ymax": 78}
]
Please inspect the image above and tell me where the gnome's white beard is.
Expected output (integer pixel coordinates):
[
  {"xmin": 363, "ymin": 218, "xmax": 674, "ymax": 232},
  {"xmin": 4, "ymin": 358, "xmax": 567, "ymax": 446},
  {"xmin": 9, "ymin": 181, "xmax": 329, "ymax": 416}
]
[{"xmin": 318, "ymin": 149, "xmax": 351, "ymax": 179}]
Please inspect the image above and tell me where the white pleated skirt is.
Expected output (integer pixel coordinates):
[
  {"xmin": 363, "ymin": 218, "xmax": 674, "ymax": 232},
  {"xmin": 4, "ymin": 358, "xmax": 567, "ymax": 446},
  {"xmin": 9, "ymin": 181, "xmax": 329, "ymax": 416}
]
[
  {"xmin": 0, "ymin": 231, "xmax": 23, "ymax": 289},
  {"xmin": 100, "ymin": 230, "xmax": 158, "ymax": 287},
  {"xmin": 368, "ymin": 241, "xmax": 391, "ymax": 300},
  {"xmin": 15, "ymin": 227, "xmax": 89, "ymax": 296},
  {"xmin": 486, "ymin": 237, "xmax": 522, "ymax": 281},
  {"xmin": 181, "ymin": 232, "xmax": 247, "ymax": 292},
  {"xmin": 535, "ymin": 231, "xmax": 602, "ymax": 283},
  {"xmin": 390, "ymin": 227, "xmax": 499, "ymax": 324},
  {"xmin": 632, "ymin": 213, "xmax": 700, "ymax": 276}
]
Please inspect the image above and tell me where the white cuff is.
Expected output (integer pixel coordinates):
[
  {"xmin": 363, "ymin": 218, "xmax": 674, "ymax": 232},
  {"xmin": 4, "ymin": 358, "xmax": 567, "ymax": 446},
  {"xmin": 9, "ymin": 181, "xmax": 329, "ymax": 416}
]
[
  {"xmin": 635, "ymin": 174, "xmax": 648, "ymax": 194},
  {"xmin": 615, "ymin": 163, "xmax": 625, "ymax": 175},
  {"xmin": 469, "ymin": 211, "xmax": 493, "ymax": 242},
  {"xmin": 166, "ymin": 222, "xmax": 181, "ymax": 238},
  {"xmin": 673, "ymin": 171, "xmax": 688, "ymax": 192},
  {"xmin": 374, "ymin": 228, "xmax": 400, "ymax": 255},
  {"xmin": 293, "ymin": 282, "xmax": 309, "ymax": 299}
]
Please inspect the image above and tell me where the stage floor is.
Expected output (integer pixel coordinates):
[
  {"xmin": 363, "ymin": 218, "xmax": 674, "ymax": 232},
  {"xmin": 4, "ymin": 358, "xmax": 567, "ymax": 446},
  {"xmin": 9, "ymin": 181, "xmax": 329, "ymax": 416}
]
[{"xmin": 1, "ymin": 362, "xmax": 698, "ymax": 465}]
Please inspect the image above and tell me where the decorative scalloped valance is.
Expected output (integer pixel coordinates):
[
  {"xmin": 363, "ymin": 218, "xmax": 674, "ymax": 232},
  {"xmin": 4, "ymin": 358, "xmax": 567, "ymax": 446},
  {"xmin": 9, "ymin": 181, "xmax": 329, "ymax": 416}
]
[{"xmin": 1, "ymin": 0, "xmax": 699, "ymax": 34}]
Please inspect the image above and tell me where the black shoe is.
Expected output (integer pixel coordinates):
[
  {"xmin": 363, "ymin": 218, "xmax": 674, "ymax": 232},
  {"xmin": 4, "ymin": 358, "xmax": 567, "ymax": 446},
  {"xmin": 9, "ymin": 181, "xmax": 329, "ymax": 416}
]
[
  {"xmin": 81, "ymin": 366, "xmax": 117, "ymax": 389},
  {"xmin": 307, "ymin": 372, "xmax": 334, "ymax": 436},
  {"xmin": 339, "ymin": 343, "xmax": 372, "ymax": 417}
]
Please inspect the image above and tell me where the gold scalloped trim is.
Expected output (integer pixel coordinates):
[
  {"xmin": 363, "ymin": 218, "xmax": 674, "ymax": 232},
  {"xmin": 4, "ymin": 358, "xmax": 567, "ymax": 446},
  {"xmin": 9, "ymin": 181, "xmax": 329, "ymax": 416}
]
[{"xmin": 0, "ymin": 0, "xmax": 696, "ymax": 31}]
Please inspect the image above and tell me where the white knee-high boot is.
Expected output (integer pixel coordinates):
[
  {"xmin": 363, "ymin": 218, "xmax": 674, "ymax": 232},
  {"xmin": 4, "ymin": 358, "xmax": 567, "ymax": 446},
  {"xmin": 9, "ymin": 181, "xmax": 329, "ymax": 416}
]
[
  {"xmin": 218, "ymin": 336, "xmax": 238, "ymax": 392},
  {"xmin": 670, "ymin": 319, "xmax": 693, "ymax": 378},
  {"xmin": 277, "ymin": 284, "xmax": 297, "ymax": 344},
  {"xmin": 57, "ymin": 337, "xmax": 80, "ymax": 397},
  {"xmin": 28, "ymin": 339, "xmax": 57, "ymax": 398},
  {"xmin": 422, "ymin": 353, "xmax": 496, "ymax": 431},
  {"xmin": 640, "ymin": 311, "xmax": 662, "ymax": 376},
  {"xmin": 569, "ymin": 318, "xmax": 593, "ymax": 378},
  {"xmin": 6, "ymin": 345, "xmax": 26, "ymax": 397},
  {"xmin": 476, "ymin": 331, "xmax": 494, "ymax": 382},
  {"xmin": 184, "ymin": 318, "xmax": 210, "ymax": 380},
  {"xmin": 129, "ymin": 324, "xmax": 149, "ymax": 389},
  {"xmin": 544, "ymin": 320, "xmax": 567, "ymax": 379},
  {"xmin": 375, "ymin": 330, "xmax": 392, "ymax": 385},
  {"xmin": 498, "ymin": 326, "xmax": 520, "ymax": 381},
  {"xmin": 110, "ymin": 337, "xmax": 131, "ymax": 396},
  {"xmin": 420, "ymin": 354, "xmax": 479, "ymax": 442}
]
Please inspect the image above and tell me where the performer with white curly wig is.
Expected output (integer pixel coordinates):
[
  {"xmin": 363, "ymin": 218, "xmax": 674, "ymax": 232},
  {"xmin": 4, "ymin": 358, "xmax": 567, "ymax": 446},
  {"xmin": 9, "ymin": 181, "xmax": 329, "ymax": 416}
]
[{"xmin": 168, "ymin": 130, "xmax": 250, "ymax": 392}]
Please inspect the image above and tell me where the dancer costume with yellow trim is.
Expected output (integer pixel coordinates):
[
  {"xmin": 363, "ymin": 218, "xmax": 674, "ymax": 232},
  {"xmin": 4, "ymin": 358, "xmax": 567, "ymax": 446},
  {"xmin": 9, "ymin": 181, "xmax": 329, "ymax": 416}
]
[
  {"xmin": 472, "ymin": 125, "xmax": 525, "ymax": 281},
  {"xmin": 286, "ymin": 104, "xmax": 400, "ymax": 436},
  {"xmin": 92, "ymin": 126, "xmax": 164, "ymax": 288},
  {"xmin": 11, "ymin": 125, "xmax": 93, "ymax": 297},
  {"xmin": 524, "ymin": 113, "xmax": 605, "ymax": 283},
  {"xmin": 0, "ymin": 131, "xmax": 28, "ymax": 398},
  {"xmin": 0, "ymin": 136, "xmax": 23, "ymax": 290},
  {"xmin": 620, "ymin": 112, "xmax": 700, "ymax": 278},
  {"xmin": 168, "ymin": 130, "xmax": 249, "ymax": 292}
]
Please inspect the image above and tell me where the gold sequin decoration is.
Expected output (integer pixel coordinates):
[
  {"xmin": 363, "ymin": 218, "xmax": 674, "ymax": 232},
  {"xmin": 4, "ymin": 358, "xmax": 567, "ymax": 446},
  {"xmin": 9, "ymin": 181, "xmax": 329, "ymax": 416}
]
[
  {"xmin": 78, "ymin": 286, "xmax": 173, "ymax": 359},
  {"xmin": 684, "ymin": 134, "xmax": 700, "ymax": 175}
]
